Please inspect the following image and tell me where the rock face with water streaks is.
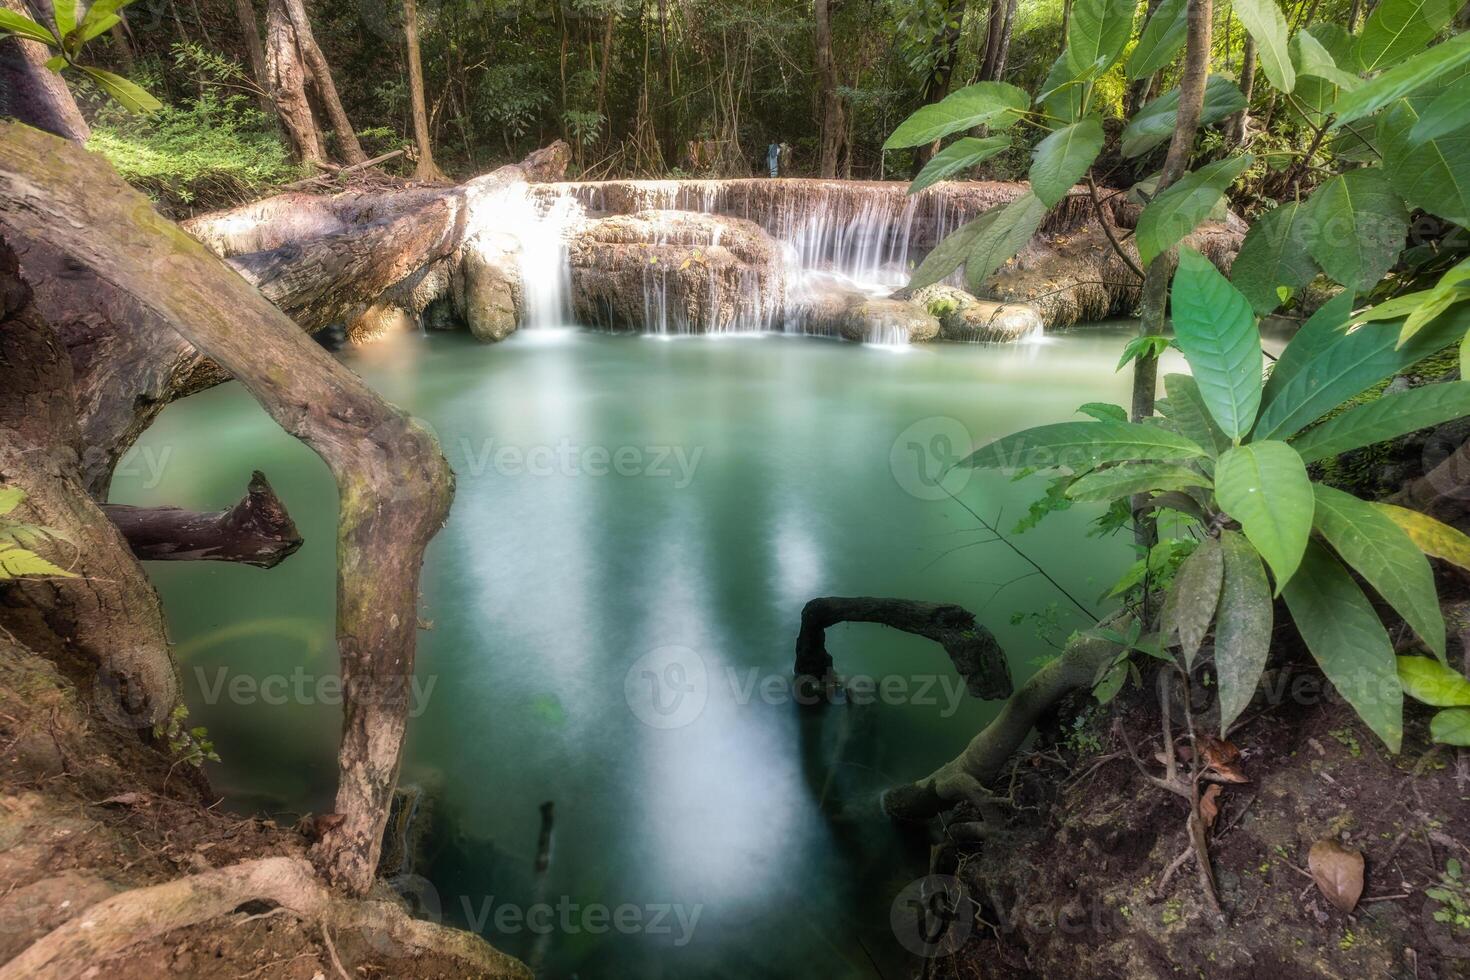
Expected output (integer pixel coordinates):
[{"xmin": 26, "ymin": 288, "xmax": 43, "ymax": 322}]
[
  {"xmin": 567, "ymin": 211, "xmax": 785, "ymax": 334},
  {"xmin": 790, "ymin": 276, "xmax": 942, "ymax": 343}
]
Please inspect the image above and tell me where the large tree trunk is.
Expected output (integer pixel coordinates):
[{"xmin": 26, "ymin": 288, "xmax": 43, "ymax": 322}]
[
  {"xmin": 0, "ymin": 0, "xmax": 89, "ymax": 142},
  {"xmin": 232, "ymin": 0, "xmax": 276, "ymax": 112},
  {"xmin": 0, "ymin": 122, "xmax": 454, "ymax": 896},
  {"xmin": 264, "ymin": 0, "xmax": 326, "ymax": 165},
  {"xmin": 281, "ymin": 0, "xmax": 366, "ymax": 165},
  {"xmin": 403, "ymin": 0, "xmax": 444, "ymax": 181},
  {"xmin": 0, "ymin": 239, "xmax": 178, "ymax": 728},
  {"xmin": 814, "ymin": 0, "xmax": 845, "ymax": 178}
]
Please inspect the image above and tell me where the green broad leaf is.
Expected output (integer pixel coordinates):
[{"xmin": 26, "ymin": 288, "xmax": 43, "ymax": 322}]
[
  {"xmin": 1029, "ymin": 118, "xmax": 1104, "ymax": 208},
  {"xmin": 909, "ymin": 136, "xmax": 1010, "ymax": 195},
  {"xmin": 1462, "ymin": 330, "xmax": 1470, "ymax": 380},
  {"xmin": 1093, "ymin": 655, "xmax": 1129, "ymax": 703},
  {"xmin": 0, "ymin": 543, "xmax": 75, "ymax": 579},
  {"xmin": 1410, "ymin": 74, "xmax": 1470, "ymax": 143},
  {"xmin": 1373, "ymin": 502, "xmax": 1470, "ymax": 571},
  {"xmin": 1260, "ymin": 291, "xmax": 1355, "ymax": 408},
  {"xmin": 1431, "ymin": 707, "xmax": 1470, "ymax": 745},
  {"xmin": 1332, "ymin": 31, "xmax": 1470, "ymax": 128},
  {"xmin": 1255, "ymin": 299, "xmax": 1467, "ymax": 440},
  {"xmin": 1312, "ymin": 484, "xmax": 1446, "ymax": 658},
  {"xmin": 1355, "ymin": 0, "xmax": 1462, "ymax": 73},
  {"xmin": 0, "ymin": 8, "xmax": 59, "ymax": 44},
  {"xmin": 1233, "ymin": 0, "xmax": 1295, "ymax": 93},
  {"xmin": 1115, "ymin": 333, "xmax": 1171, "ymax": 371},
  {"xmin": 1290, "ymin": 381, "xmax": 1470, "ymax": 465},
  {"xmin": 1077, "ymin": 402, "xmax": 1128, "ymax": 422},
  {"xmin": 908, "ymin": 208, "xmax": 1000, "ymax": 289},
  {"xmin": 1162, "ymin": 373, "xmax": 1232, "ymax": 456},
  {"xmin": 1214, "ymin": 441, "xmax": 1314, "ymax": 589},
  {"xmin": 77, "ymin": 65, "xmax": 161, "ymax": 113},
  {"xmin": 52, "ymin": 0, "xmax": 76, "ymax": 38},
  {"xmin": 1136, "ymin": 156, "xmax": 1252, "ymax": 266},
  {"xmin": 76, "ymin": 0, "xmax": 127, "ymax": 43},
  {"xmin": 1121, "ymin": 75, "xmax": 1248, "ymax": 157},
  {"xmin": 1127, "ymin": 0, "xmax": 1188, "ymax": 80},
  {"xmin": 1216, "ymin": 529, "xmax": 1273, "ymax": 733},
  {"xmin": 1167, "ymin": 247, "xmax": 1263, "ymax": 440},
  {"xmin": 1065, "ymin": 0, "xmax": 1137, "ymax": 77},
  {"xmin": 964, "ymin": 191, "xmax": 1047, "ymax": 291},
  {"xmin": 884, "ymin": 81, "xmax": 1030, "ymax": 149},
  {"xmin": 1230, "ymin": 202, "xmax": 1321, "ymax": 317},
  {"xmin": 1301, "ymin": 169, "xmax": 1409, "ymax": 293},
  {"xmin": 1160, "ymin": 535, "xmax": 1224, "ymax": 669},
  {"xmin": 1397, "ymin": 656, "xmax": 1470, "ymax": 706},
  {"xmin": 1037, "ymin": 52, "xmax": 1091, "ymax": 124},
  {"xmin": 962, "ymin": 420, "xmax": 1207, "ymax": 471},
  {"xmin": 1380, "ymin": 100, "xmax": 1470, "ymax": 228},
  {"xmin": 0, "ymin": 486, "xmax": 24, "ymax": 516},
  {"xmin": 1065, "ymin": 462, "xmax": 1211, "ymax": 501},
  {"xmin": 1291, "ymin": 30, "xmax": 1360, "ymax": 91},
  {"xmin": 1282, "ymin": 539, "xmax": 1404, "ymax": 752}
]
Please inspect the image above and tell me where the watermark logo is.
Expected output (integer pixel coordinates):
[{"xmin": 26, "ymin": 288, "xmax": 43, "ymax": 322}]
[
  {"xmin": 890, "ymin": 875, "xmax": 973, "ymax": 958},
  {"xmin": 890, "ymin": 417, "xmax": 972, "ymax": 501},
  {"xmin": 624, "ymin": 645, "xmax": 708, "ymax": 729}
]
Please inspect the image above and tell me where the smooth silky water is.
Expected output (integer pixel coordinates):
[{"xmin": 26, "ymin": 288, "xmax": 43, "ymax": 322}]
[{"xmin": 110, "ymin": 324, "xmax": 1182, "ymax": 978}]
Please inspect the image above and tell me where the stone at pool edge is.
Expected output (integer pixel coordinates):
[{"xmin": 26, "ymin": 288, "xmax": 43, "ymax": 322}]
[{"xmin": 906, "ymin": 283, "xmax": 1044, "ymax": 343}]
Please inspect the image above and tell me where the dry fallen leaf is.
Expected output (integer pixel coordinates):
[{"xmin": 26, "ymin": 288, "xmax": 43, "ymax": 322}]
[
  {"xmin": 1199, "ymin": 784, "xmax": 1223, "ymax": 830},
  {"xmin": 99, "ymin": 792, "xmax": 148, "ymax": 807},
  {"xmin": 1197, "ymin": 733, "xmax": 1249, "ymax": 783},
  {"xmin": 1308, "ymin": 838, "xmax": 1365, "ymax": 913}
]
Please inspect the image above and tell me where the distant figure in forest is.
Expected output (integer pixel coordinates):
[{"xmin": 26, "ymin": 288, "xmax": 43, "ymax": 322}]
[{"xmin": 767, "ymin": 142, "xmax": 780, "ymax": 178}]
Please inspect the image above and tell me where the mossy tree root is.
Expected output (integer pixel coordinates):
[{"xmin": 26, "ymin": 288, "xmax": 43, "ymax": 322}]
[
  {"xmin": 882, "ymin": 624, "xmax": 1122, "ymax": 822},
  {"xmin": 794, "ymin": 596, "xmax": 1013, "ymax": 700},
  {"xmin": 0, "ymin": 856, "xmax": 529, "ymax": 980}
]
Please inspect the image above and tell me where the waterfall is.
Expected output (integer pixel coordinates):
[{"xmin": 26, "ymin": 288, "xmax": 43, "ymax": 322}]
[{"xmin": 517, "ymin": 191, "xmax": 583, "ymax": 328}]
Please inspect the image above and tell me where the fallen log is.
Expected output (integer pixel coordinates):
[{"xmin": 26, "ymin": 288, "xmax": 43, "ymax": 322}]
[
  {"xmin": 102, "ymin": 471, "xmax": 303, "ymax": 569},
  {"xmin": 794, "ymin": 596, "xmax": 1012, "ymax": 700}
]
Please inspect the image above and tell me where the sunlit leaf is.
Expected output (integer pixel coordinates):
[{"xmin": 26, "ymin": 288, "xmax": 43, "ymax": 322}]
[
  {"xmin": 1215, "ymin": 441, "xmax": 1313, "ymax": 589},
  {"xmin": 1431, "ymin": 707, "xmax": 1470, "ymax": 745},
  {"xmin": 1355, "ymin": 0, "xmax": 1462, "ymax": 73},
  {"xmin": 1282, "ymin": 540, "xmax": 1403, "ymax": 752},
  {"xmin": 1127, "ymin": 0, "xmax": 1188, "ymax": 80},
  {"xmin": 0, "ymin": 8, "xmax": 59, "ymax": 44},
  {"xmin": 0, "ymin": 487, "xmax": 23, "ymax": 516},
  {"xmin": 1065, "ymin": 0, "xmax": 1136, "ymax": 77},
  {"xmin": 0, "ymin": 543, "xmax": 75, "ymax": 579},
  {"xmin": 1373, "ymin": 502, "xmax": 1470, "ymax": 571},
  {"xmin": 1332, "ymin": 31, "xmax": 1470, "ymax": 128},
  {"xmin": 965, "ymin": 191, "xmax": 1047, "ymax": 291},
  {"xmin": 1234, "ymin": 0, "xmax": 1295, "ymax": 93},
  {"xmin": 1397, "ymin": 656, "xmax": 1470, "ymax": 706},
  {"xmin": 884, "ymin": 81, "xmax": 1029, "ymax": 149},
  {"xmin": 77, "ymin": 65, "xmax": 161, "ymax": 113}
]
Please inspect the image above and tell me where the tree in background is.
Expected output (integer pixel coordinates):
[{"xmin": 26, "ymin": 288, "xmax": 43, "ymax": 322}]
[{"xmin": 402, "ymin": 0, "xmax": 443, "ymax": 180}]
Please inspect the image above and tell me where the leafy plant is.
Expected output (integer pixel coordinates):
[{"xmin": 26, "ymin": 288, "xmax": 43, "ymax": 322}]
[
  {"xmin": 0, "ymin": 486, "xmax": 75, "ymax": 580},
  {"xmin": 1428, "ymin": 859, "xmax": 1470, "ymax": 931},
  {"xmin": 154, "ymin": 703, "xmax": 220, "ymax": 768},
  {"xmin": 0, "ymin": 0, "xmax": 160, "ymax": 112},
  {"xmin": 963, "ymin": 252, "xmax": 1470, "ymax": 750},
  {"xmin": 1396, "ymin": 655, "xmax": 1470, "ymax": 747}
]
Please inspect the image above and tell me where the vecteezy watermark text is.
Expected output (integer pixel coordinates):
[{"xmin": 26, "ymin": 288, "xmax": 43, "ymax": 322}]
[
  {"xmin": 452, "ymin": 437, "xmax": 703, "ymax": 488},
  {"xmin": 191, "ymin": 666, "xmax": 437, "ymax": 718},
  {"xmin": 460, "ymin": 895, "xmax": 703, "ymax": 947}
]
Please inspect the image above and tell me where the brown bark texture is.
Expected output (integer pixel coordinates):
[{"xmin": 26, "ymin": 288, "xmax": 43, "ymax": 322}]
[{"xmin": 102, "ymin": 470, "xmax": 303, "ymax": 568}]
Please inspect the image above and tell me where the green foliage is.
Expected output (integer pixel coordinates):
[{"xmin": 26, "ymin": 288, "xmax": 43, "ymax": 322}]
[
  {"xmin": 1427, "ymin": 859, "xmax": 1470, "ymax": 930},
  {"xmin": 882, "ymin": 82, "xmax": 1028, "ymax": 149},
  {"xmin": 1233, "ymin": 0, "xmax": 1296, "ymax": 93},
  {"xmin": 1121, "ymin": 76, "xmax": 1246, "ymax": 157},
  {"xmin": 1136, "ymin": 156, "xmax": 1254, "ymax": 265},
  {"xmin": 910, "ymin": 136, "xmax": 1011, "ymax": 195},
  {"xmin": 154, "ymin": 703, "xmax": 220, "ymax": 768},
  {"xmin": 89, "ymin": 82, "xmax": 300, "ymax": 211},
  {"xmin": 1397, "ymin": 656, "xmax": 1470, "ymax": 748},
  {"xmin": 1230, "ymin": 202, "xmax": 1323, "ymax": 316},
  {"xmin": 1126, "ymin": 0, "xmax": 1187, "ymax": 80},
  {"xmin": 1029, "ymin": 118, "xmax": 1104, "ymax": 207},
  {"xmin": 1167, "ymin": 248, "xmax": 1263, "ymax": 439},
  {"xmin": 0, "ymin": 486, "xmax": 75, "ymax": 581},
  {"xmin": 0, "ymin": 0, "xmax": 158, "ymax": 112}
]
